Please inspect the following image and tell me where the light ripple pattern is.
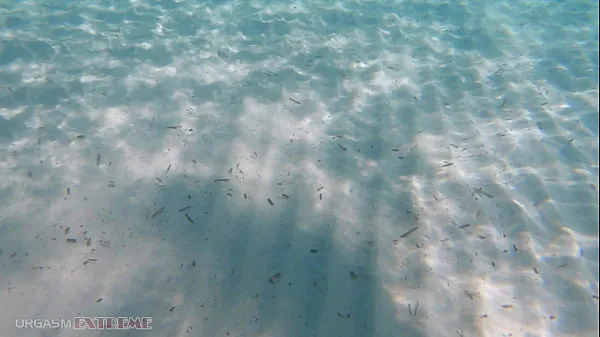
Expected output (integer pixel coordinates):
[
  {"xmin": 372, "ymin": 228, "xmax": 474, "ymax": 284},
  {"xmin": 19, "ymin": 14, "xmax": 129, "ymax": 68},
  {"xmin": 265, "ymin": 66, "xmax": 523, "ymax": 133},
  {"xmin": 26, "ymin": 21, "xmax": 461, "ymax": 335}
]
[{"xmin": 0, "ymin": 0, "xmax": 598, "ymax": 336}]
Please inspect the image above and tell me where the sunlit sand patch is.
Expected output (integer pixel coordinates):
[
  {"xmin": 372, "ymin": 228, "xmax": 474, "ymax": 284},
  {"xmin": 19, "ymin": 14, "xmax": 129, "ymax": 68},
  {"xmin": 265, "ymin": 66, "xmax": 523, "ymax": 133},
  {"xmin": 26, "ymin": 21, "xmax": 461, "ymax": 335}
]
[{"xmin": 0, "ymin": 0, "xmax": 597, "ymax": 336}]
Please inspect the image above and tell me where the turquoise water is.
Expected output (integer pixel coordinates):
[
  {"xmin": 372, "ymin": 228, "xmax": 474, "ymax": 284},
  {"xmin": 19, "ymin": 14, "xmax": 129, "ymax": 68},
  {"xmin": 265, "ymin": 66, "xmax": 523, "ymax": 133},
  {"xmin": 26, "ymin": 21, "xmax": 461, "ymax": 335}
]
[{"xmin": 0, "ymin": 1, "xmax": 598, "ymax": 337}]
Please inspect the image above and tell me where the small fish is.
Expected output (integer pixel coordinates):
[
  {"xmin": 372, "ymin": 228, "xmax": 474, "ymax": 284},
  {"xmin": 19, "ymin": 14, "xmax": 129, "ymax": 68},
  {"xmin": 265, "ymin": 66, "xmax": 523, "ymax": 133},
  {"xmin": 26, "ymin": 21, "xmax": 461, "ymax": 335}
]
[
  {"xmin": 244, "ymin": 193, "xmax": 248, "ymax": 199},
  {"xmin": 281, "ymin": 193, "xmax": 290, "ymax": 199},
  {"xmin": 338, "ymin": 144, "xmax": 347, "ymax": 151},
  {"xmin": 214, "ymin": 178, "xmax": 230, "ymax": 182},
  {"xmin": 66, "ymin": 238, "xmax": 77, "ymax": 243},
  {"xmin": 442, "ymin": 162, "xmax": 454, "ymax": 167},
  {"xmin": 317, "ymin": 186, "xmax": 324, "ymax": 192},
  {"xmin": 96, "ymin": 154, "xmax": 101, "ymax": 166},
  {"xmin": 268, "ymin": 273, "xmax": 281, "ymax": 284},
  {"xmin": 179, "ymin": 206, "xmax": 191, "ymax": 212},
  {"xmin": 166, "ymin": 125, "xmax": 180, "ymax": 129},
  {"xmin": 166, "ymin": 164, "xmax": 172, "ymax": 174},
  {"xmin": 289, "ymin": 97, "xmax": 301, "ymax": 104},
  {"xmin": 267, "ymin": 198, "xmax": 274, "ymax": 206},
  {"xmin": 76, "ymin": 135, "xmax": 86, "ymax": 139},
  {"xmin": 458, "ymin": 224, "xmax": 470, "ymax": 229},
  {"xmin": 185, "ymin": 213, "xmax": 194, "ymax": 224}
]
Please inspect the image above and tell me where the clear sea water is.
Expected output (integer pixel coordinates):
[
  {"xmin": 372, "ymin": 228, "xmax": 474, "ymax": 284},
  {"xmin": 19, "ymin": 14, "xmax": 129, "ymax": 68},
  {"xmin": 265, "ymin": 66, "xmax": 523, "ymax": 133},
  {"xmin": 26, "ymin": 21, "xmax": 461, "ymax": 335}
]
[{"xmin": 0, "ymin": 0, "xmax": 598, "ymax": 337}]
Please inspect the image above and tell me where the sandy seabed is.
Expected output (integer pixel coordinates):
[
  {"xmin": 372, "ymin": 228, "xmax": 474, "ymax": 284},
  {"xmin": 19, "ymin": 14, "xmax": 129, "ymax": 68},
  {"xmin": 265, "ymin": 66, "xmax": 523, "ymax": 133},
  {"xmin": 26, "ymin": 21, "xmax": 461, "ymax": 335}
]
[{"xmin": 0, "ymin": 0, "xmax": 598, "ymax": 336}]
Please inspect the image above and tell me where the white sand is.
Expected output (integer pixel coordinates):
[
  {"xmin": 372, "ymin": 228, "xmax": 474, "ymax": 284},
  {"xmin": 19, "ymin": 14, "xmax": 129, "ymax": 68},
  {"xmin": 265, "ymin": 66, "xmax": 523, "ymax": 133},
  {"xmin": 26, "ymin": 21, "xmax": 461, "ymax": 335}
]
[{"xmin": 0, "ymin": 0, "xmax": 598, "ymax": 336}]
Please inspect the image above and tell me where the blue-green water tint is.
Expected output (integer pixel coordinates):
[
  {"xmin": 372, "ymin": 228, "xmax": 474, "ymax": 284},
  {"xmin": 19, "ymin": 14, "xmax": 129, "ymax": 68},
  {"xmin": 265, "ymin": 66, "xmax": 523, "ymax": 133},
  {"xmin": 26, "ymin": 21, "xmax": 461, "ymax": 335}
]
[{"xmin": 0, "ymin": 1, "xmax": 598, "ymax": 336}]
